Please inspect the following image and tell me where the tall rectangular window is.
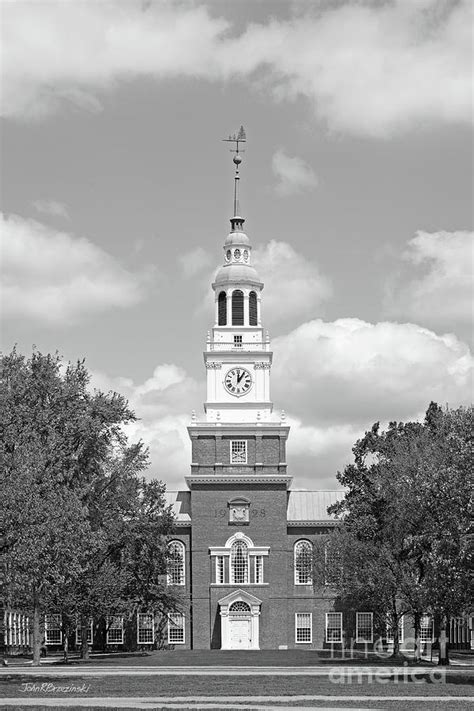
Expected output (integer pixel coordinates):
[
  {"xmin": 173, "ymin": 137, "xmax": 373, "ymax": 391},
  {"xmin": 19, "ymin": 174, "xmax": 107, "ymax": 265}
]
[
  {"xmin": 420, "ymin": 615, "xmax": 434, "ymax": 642},
  {"xmin": 295, "ymin": 613, "xmax": 312, "ymax": 643},
  {"xmin": 44, "ymin": 614, "xmax": 62, "ymax": 645},
  {"xmin": 216, "ymin": 556, "xmax": 225, "ymax": 584},
  {"xmin": 137, "ymin": 613, "xmax": 154, "ymax": 645},
  {"xmin": 106, "ymin": 616, "xmax": 124, "ymax": 645},
  {"xmin": 253, "ymin": 556, "xmax": 263, "ymax": 584},
  {"xmin": 168, "ymin": 613, "xmax": 185, "ymax": 644},
  {"xmin": 230, "ymin": 440, "xmax": 247, "ymax": 464},
  {"xmin": 326, "ymin": 612, "xmax": 343, "ymax": 643},
  {"xmin": 356, "ymin": 612, "xmax": 373, "ymax": 643},
  {"xmin": 75, "ymin": 620, "xmax": 93, "ymax": 645}
]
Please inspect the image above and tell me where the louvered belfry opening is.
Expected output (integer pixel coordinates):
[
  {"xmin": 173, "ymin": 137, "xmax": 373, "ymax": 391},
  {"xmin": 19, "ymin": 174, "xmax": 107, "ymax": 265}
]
[
  {"xmin": 232, "ymin": 289, "xmax": 244, "ymax": 325},
  {"xmin": 218, "ymin": 291, "xmax": 227, "ymax": 325},
  {"xmin": 249, "ymin": 291, "xmax": 258, "ymax": 325}
]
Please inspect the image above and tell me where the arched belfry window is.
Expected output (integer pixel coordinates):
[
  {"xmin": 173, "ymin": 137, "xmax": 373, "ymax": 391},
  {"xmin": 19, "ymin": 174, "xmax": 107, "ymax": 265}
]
[
  {"xmin": 249, "ymin": 291, "xmax": 258, "ymax": 326},
  {"xmin": 167, "ymin": 540, "xmax": 185, "ymax": 586},
  {"xmin": 232, "ymin": 290, "xmax": 244, "ymax": 326},
  {"xmin": 218, "ymin": 291, "xmax": 227, "ymax": 326},
  {"xmin": 294, "ymin": 540, "xmax": 313, "ymax": 585},
  {"xmin": 231, "ymin": 540, "xmax": 248, "ymax": 583}
]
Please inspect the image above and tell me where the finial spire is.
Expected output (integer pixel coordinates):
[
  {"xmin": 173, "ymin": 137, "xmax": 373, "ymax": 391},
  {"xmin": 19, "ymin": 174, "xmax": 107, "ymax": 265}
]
[{"xmin": 223, "ymin": 126, "xmax": 246, "ymax": 229}]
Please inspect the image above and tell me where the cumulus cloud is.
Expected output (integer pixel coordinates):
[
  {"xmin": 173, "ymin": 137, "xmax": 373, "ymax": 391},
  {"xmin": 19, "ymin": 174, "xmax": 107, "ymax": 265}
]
[
  {"xmin": 91, "ymin": 316, "xmax": 472, "ymax": 491},
  {"xmin": 272, "ymin": 318, "xmax": 473, "ymax": 427},
  {"xmin": 254, "ymin": 240, "xmax": 332, "ymax": 327},
  {"xmin": 2, "ymin": 0, "xmax": 471, "ymax": 137},
  {"xmin": 386, "ymin": 230, "xmax": 473, "ymax": 327},
  {"xmin": 179, "ymin": 246, "xmax": 212, "ymax": 278},
  {"xmin": 32, "ymin": 199, "xmax": 69, "ymax": 220},
  {"xmin": 1, "ymin": 212, "xmax": 146, "ymax": 324},
  {"xmin": 91, "ymin": 363, "xmax": 202, "ymax": 489},
  {"xmin": 272, "ymin": 150, "xmax": 318, "ymax": 196}
]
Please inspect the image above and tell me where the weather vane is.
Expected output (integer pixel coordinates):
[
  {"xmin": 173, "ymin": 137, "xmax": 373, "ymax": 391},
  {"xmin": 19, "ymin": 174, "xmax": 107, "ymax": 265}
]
[{"xmin": 223, "ymin": 126, "xmax": 247, "ymax": 218}]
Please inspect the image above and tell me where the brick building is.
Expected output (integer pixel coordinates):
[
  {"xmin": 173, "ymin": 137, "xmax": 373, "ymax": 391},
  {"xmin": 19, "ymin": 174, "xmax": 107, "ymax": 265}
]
[{"xmin": 162, "ymin": 146, "xmax": 365, "ymax": 650}]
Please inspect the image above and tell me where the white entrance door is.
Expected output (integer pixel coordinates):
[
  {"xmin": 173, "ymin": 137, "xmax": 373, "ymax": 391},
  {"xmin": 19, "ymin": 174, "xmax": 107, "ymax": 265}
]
[{"xmin": 229, "ymin": 619, "xmax": 251, "ymax": 649}]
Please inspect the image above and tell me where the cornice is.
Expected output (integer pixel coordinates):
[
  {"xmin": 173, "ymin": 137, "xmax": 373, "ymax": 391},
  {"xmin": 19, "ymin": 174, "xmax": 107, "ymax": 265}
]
[{"xmin": 185, "ymin": 475, "xmax": 293, "ymax": 488}]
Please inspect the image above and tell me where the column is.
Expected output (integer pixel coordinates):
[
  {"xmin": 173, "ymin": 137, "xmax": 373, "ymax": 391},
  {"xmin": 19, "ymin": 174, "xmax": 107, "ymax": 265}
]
[
  {"xmin": 243, "ymin": 290, "xmax": 249, "ymax": 326},
  {"xmin": 226, "ymin": 289, "xmax": 232, "ymax": 327}
]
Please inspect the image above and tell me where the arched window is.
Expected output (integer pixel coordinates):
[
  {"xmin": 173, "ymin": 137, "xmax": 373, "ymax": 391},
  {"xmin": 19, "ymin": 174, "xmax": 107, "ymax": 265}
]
[
  {"xmin": 231, "ymin": 540, "xmax": 248, "ymax": 584},
  {"xmin": 167, "ymin": 540, "xmax": 185, "ymax": 586},
  {"xmin": 294, "ymin": 540, "xmax": 313, "ymax": 585},
  {"xmin": 249, "ymin": 291, "xmax": 258, "ymax": 325},
  {"xmin": 229, "ymin": 601, "xmax": 251, "ymax": 614},
  {"xmin": 232, "ymin": 290, "xmax": 244, "ymax": 325},
  {"xmin": 218, "ymin": 291, "xmax": 227, "ymax": 326}
]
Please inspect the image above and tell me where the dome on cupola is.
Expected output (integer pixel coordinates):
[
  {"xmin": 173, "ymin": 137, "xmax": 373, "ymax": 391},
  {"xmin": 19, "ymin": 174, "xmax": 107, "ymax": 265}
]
[
  {"xmin": 225, "ymin": 230, "xmax": 250, "ymax": 247},
  {"xmin": 213, "ymin": 262, "xmax": 262, "ymax": 288}
]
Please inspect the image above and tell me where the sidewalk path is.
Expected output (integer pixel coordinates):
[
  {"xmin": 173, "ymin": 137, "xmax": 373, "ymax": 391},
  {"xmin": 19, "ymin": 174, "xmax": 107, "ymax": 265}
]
[
  {"xmin": 1, "ymin": 665, "xmax": 472, "ymax": 676},
  {"xmin": 2, "ymin": 694, "xmax": 474, "ymax": 709}
]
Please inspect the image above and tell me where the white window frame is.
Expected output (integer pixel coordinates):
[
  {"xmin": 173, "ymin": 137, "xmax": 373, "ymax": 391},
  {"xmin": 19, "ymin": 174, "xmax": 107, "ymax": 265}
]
[
  {"xmin": 230, "ymin": 440, "xmax": 247, "ymax": 464},
  {"xmin": 326, "ymin": 612, "xmax": 343, "ymax": 643},
  {"xmin": 420, "ymin": 615, "xmax": 434, "ymax": 643},
  {"xmin": 167, "ymin": 540, "xmax": 186, "ymax": 586},
  {"xmin": 233, "ymin": 335, "xmax": 243, "ymax": 348},
  {"xmin": 44, "ymin": 614, "xmax": 62, "ymax": 645},
  {"xmin": 386, "ymin": 615, "xmax": 404, "ymax": 644},
  {"xmin": 75, "ymin": 620, "xmax": 93, "ymax": 646},
  {"xmin": 295, "ymin": 613, "xmax": 312, "ymax": 644},
  {"xmin": 106, "ymin": 615, "xmax": 124, "ymax": 645},
  {"xmin": 215, "ymin": 555, "xmax": 225, "ymax": 584},
  {"xmin": 294, "ymin": 540, "xmax": 313, "ymax": 585},
  {"xmin": 168, "ymin": 613, "xmax": 185, "ymax": 644},
  {"xmin": 356, "ymin": 612, "xmax": 373, "ymax": 643},
  {"xmin": 137, "ymin": 613, "xmax": 154, "ymax": 645},
  {"xmin": 253, "ymin": 555, "xmax": 263, "ymax": 584},
  {"xmin": 230, "ymin": 540, "xmax": 249, "ymax": 584}
]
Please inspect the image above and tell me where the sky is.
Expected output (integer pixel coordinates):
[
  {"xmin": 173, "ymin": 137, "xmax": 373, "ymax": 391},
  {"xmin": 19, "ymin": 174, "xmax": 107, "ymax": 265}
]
[{"xmin": 1, "ymin": 0, "xmax": 473, "ymax": 491}]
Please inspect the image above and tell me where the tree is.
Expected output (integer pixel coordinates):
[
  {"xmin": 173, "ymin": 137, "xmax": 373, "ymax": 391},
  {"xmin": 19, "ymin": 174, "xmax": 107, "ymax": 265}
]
[
  {"xmin": 325, "ymin": 403, "xmax": 472, "ymax": 663},
  {"xmin": 0, "ymin": 348, "xmax": 179, "ymax": 665}
]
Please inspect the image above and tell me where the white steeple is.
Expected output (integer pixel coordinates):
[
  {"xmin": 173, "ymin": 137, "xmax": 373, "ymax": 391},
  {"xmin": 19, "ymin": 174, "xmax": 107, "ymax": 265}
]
[{"xmin": 202, "ymin": 128, "xmax": 275, "ymax": 424}]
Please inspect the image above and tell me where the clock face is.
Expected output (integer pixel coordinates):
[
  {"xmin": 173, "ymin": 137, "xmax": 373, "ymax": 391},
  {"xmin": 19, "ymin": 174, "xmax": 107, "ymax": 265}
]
[{"xmin": 224, "ymin": 367, "xmax": 252, "ymax": 396}]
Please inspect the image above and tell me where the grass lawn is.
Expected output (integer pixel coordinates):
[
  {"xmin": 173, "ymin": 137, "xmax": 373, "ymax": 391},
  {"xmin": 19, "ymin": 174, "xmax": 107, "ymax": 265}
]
[{"xmin": 1, "ymin": 671, "xmax": 472, "ymax": 695}]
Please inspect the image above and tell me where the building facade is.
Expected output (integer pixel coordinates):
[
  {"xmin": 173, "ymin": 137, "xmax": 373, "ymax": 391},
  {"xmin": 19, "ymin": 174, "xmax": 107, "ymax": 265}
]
[{"xmin": 2, "ymin": 146, "xmax": 472, "ymax": 656}]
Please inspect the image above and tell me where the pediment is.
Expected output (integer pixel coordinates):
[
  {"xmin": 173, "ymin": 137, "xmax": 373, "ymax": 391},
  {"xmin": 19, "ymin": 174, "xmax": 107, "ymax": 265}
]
[{"xmin": 218, "ymin": 588, "xmax": 262, "ymax": 607}]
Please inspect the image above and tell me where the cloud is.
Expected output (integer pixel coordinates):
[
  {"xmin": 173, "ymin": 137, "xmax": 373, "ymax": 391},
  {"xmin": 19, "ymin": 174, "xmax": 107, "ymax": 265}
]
[
  {"xmin": 3, "ymin": 1, "xmax": 471, "ymax": 137},
  {"xmin": 32, "ymin": 199, "xmax": 69, "ymax": 220},
  {"xmin": 92, "ymin": 315, "xmax": 472, "ymax": 491},
  {"xmin": 179, "ymin": 247, "xmax": 212, "ymax": 278},
  {"xmin": 272, "ymin": 318, "xmax": 473, "ymax": 427},
  {"xmin": 1, "ymin": 212, "xmax": 146, "ymax": 324},
  {"xmin": 272, "ymin": 149, "xmax": 318, "ymax": 196},
  {"xmin": 254, "ymin": 240, "xmax": 332, "ymax": 328},
  {"xmin": 385, "ymin": 230, "xmax": 473, "ymax": 327},
  {"xmin": 91, "ymin": 363, "xmax": 202, "ymax": 489}
]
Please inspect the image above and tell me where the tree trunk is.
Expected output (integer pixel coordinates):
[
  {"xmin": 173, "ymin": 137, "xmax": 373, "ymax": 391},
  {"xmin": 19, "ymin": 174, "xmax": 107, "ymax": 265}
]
[
  {"xmin": 80, "ymin": 615, "xmax": 90, "ymax": 660},
  {"xmin": 63, "ymin": 631, "xmax": 68, "ymax": 663},
  {"xmin": 413, "ymin": 614, "xmax": 421, "ymax": 662},
  {"xmin": 438, "ymin": 615, "xmax": 449, "ymax": 665},
  {"xmin": 32, "ymin": 593, "xmax": 41, "ymax": 667}
]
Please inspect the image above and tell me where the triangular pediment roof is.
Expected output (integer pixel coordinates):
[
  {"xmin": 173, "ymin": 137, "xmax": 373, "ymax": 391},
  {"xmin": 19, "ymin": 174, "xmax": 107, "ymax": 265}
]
[{"xmin": 218, "ymin": 588, "xmax": 262, "ymax": 607}]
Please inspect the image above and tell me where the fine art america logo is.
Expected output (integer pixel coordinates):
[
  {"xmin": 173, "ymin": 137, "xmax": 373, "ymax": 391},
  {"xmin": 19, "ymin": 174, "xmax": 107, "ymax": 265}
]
[{"xmin": 20, "ymin": 682, "xmax": 91, "ymax": 694}]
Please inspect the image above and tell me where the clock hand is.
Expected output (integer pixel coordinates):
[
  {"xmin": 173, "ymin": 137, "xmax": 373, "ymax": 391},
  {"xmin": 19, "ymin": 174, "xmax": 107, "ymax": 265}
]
[{"xmin": 237, "ymin": 371, "xmax": 245, "ymax": 384}]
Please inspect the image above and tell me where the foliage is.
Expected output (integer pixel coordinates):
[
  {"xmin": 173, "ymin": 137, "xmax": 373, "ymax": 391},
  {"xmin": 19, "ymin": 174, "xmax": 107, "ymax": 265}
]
[
  {"xmin": 0, "ymin": 348, "xmax": 179, "ymax": 664},
  {"xmin": 323, "ymin": 403, "xmax": 472, "ymax": 661}
]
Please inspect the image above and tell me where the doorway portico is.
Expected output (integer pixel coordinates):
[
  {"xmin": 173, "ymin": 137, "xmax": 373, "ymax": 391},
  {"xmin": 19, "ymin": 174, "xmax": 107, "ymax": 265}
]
[{"xmin": 218, "ymin": 589, "xmax": 261, "ymax": 650}]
